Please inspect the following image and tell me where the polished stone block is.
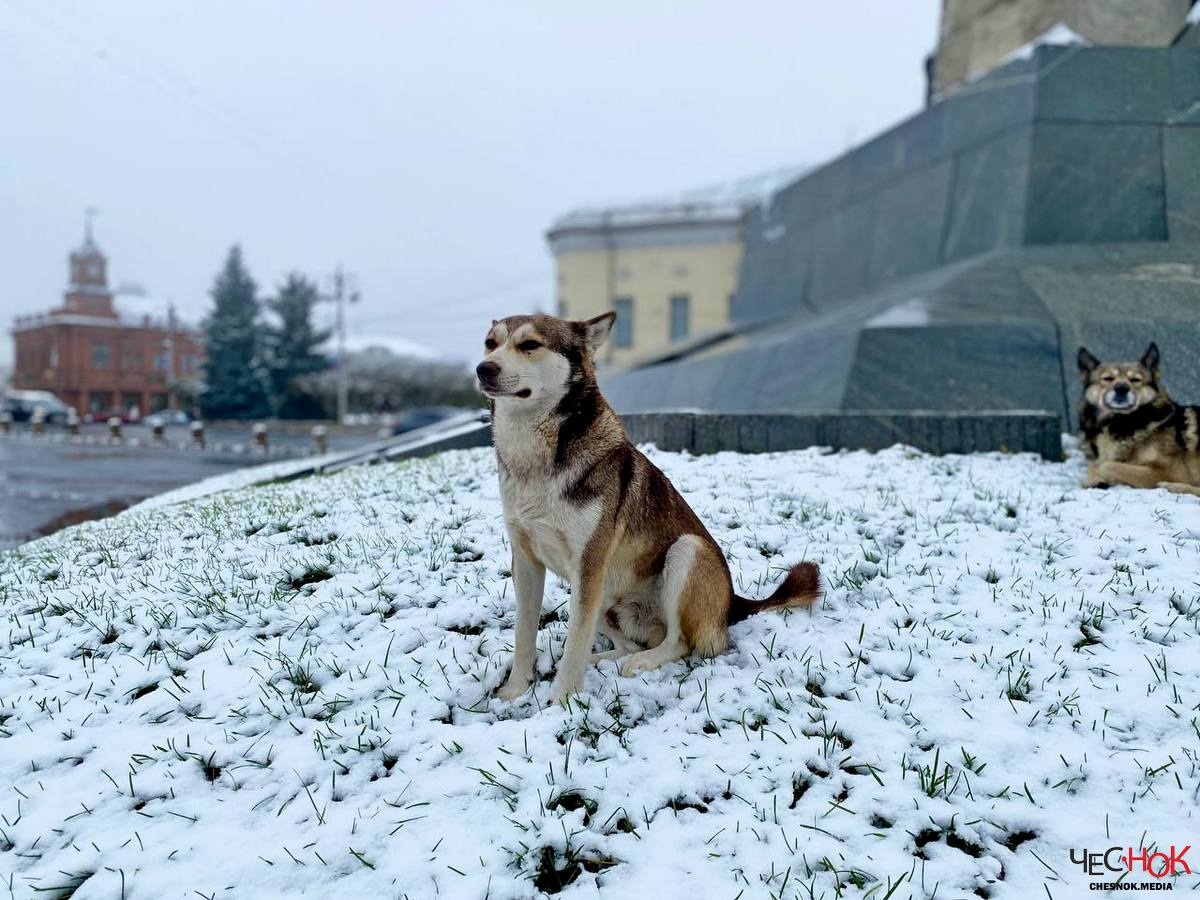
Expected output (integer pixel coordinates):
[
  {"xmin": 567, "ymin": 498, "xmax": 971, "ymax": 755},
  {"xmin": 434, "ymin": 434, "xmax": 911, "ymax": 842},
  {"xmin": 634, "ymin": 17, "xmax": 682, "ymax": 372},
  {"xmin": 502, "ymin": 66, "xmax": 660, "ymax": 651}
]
[
  {"xmin": 1025, "ymin": 122, "xmax": 1166, "ymax": 243},
  {"xmin": 809, "ymin": 197, "xmax": 875, "ymax": 305},
  {"xmin": 842, "ymin": 321, "xmax": 1063, "ymax": 412},
  {"xmin": 615, "ymin": 47, "xmax": 1199, "ymax": 435},
  {"xmin": 942, "ymin": 127, "xmax": 1032, "ymax": 261},
  {"xmin": 866, "ymin": 161, "xmax": 955, "ymax": 286},
  {"xmin": 621, "ymin": 411, "xmax": 1062, "ymax": 459},
  {"xmin": 1036, "ymin": 48, "xmax": 1173, "ymax": 123},
  {"xmin": 1164, "ymin": 126, "xmax": 1200, "ymax": 241}
]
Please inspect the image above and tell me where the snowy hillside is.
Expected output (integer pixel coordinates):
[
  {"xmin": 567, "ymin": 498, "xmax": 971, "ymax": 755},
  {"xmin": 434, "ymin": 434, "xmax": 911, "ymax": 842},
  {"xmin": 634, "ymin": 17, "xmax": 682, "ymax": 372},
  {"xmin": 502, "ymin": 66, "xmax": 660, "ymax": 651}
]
[{"xmin": 2, "ymin": 443, "xmax": 1200, "ymax": 898}]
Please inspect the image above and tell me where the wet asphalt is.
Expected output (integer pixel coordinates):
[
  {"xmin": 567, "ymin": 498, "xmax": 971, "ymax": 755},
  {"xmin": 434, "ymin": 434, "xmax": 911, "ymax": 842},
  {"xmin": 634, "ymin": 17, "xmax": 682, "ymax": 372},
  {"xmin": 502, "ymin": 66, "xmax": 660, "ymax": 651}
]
[{"xmin": 0, "ymin": 424, "xmax": 376, "ymax": 549}]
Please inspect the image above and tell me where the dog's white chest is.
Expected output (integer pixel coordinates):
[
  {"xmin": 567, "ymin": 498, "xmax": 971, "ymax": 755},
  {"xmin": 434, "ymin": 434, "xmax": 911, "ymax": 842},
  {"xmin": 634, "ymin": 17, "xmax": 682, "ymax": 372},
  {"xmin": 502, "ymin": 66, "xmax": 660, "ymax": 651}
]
[{"xmin": 500, "ymin": 474, "xmax": 598, "ymax": 579}]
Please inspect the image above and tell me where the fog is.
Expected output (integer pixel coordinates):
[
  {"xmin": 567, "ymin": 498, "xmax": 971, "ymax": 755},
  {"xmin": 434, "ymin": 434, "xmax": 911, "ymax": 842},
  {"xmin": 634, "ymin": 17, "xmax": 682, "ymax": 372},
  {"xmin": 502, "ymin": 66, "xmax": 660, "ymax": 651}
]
[{"xmin": 1, "ymin": 1, "xmax": 938, "ymax": 365}]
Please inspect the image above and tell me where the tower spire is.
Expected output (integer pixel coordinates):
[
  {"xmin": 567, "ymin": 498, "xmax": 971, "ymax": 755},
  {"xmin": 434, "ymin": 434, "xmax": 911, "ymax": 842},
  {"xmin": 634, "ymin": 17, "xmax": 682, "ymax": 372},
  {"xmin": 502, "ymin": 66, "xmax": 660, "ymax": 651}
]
[{"xmin": 84, "ymin": 206, "xmax": 98, "ymax": 248}]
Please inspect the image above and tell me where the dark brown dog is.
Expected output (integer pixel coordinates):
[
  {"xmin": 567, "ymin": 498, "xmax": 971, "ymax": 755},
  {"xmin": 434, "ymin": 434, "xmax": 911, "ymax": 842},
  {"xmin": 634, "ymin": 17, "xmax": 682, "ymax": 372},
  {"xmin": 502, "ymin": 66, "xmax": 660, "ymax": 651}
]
[{"xmin": 1078, "ymin": 342, "xmax": 1200, "ymax": 496}]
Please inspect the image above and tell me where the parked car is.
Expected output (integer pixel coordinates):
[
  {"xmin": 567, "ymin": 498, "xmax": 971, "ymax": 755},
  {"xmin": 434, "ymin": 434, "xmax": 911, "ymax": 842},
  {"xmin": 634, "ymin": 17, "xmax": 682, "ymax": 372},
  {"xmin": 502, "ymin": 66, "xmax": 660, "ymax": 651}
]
[
  {"xmin": 2, "ymin": 390, "xmax": 70, "ymax": 424},
  {"xmin": 84, "ymin": 408, "xmax": 141, "ymax": 424},
  {"xmin": 143, "ymin": 409, "xmax": 191, "ymax": 428},
  {"xmin": 391, "ymin": 406, "xmax": 465, "ymax": 435}
]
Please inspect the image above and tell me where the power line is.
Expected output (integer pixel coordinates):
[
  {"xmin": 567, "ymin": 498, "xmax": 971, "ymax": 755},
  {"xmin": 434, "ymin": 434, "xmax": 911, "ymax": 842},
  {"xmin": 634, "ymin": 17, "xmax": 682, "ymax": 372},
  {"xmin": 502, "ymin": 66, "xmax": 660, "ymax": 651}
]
[
  {"xmin": 2, "ymin": 0, "xmax": 287, "ymax": 163},
  {"xmin": 4, "ymin": 0, "xmax": 557, "ymax": 337}
]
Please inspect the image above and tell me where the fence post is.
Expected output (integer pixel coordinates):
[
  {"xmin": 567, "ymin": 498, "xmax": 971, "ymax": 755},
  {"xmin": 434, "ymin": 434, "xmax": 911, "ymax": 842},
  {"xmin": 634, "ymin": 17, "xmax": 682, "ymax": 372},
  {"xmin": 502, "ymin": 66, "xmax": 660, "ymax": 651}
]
[
  {"xmin": 191, "ymin": 420, "xmax": 206, "ymax": 449},
  {"xmin": 312, "ymin": 424, "xmax": 328, "ymax": 454},
  {"xmin": 253, "ymin": 422, "xmax": 269, "ymax": 454}
]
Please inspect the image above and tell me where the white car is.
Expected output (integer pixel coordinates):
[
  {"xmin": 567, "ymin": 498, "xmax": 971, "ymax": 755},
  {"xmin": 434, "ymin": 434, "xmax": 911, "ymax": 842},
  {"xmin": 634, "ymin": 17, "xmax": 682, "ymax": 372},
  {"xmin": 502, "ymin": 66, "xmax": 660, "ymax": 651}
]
[
  {"xmin": 143, "ymin": 409, "xmax": 191, "ymax": 428},
  {"xmin": 3, "ymin": 390, "xmax": 70, "ymax": 423}
]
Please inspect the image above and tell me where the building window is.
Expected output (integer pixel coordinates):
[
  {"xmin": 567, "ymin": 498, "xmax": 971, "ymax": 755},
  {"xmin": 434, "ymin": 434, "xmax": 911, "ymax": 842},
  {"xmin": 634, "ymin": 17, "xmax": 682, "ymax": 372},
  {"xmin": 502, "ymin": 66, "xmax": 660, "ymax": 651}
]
[
  {"xmin": 153, "ymin": 352, "xmax": 169, "ymax": 371},
  {"xmin": 121, "ymin": 348, "xmax": 141, "ymax": 371},
  {"xmin": 91, "ymin": 341, "xmax": 111, "ymax": 369},
  {"xmin": 612, "ymin": 298, "xmax": 633, "ymax": 348},
  {"xmin": 151, "ymin": 394, "xmax": 168, "ymax": 412},
  {"xmin": 670, "ymin": 294, "xmax": 690, "ymax": 342}
]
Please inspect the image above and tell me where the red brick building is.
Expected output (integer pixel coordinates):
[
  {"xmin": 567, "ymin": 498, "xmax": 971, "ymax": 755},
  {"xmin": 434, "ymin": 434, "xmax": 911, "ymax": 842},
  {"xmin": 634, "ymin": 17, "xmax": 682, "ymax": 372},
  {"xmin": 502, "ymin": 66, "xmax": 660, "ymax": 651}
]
[{"xmin": 11, "ymin": 226, "xmax": 203, "ymax": 417}]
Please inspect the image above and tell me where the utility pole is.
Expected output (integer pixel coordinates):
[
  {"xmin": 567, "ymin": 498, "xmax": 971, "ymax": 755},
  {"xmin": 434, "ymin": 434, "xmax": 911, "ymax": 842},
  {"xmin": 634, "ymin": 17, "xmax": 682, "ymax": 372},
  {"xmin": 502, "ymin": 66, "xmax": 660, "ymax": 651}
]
[
  {"xmin": 165, "ymin": 302, "xmax": 177, "ymax": 411},
  {"xmin": 327, "ymin": 267, "xmax": 359, "ymax": 425}
]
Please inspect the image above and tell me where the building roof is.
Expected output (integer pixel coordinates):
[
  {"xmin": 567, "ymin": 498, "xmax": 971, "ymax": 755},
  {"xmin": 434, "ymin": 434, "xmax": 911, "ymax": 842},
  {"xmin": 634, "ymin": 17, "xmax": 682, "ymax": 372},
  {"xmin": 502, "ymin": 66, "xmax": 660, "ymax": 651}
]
[
  {"xmin": 547, "ymin": 165, "xmax": 809, "ymax": 235},
  {"xmin": 113, "ymin": 292, "xmax": 169, "ymax": 323},
  {"xmin": 11, "ymin": 293, "xmax": 198, "ymax": 335}
]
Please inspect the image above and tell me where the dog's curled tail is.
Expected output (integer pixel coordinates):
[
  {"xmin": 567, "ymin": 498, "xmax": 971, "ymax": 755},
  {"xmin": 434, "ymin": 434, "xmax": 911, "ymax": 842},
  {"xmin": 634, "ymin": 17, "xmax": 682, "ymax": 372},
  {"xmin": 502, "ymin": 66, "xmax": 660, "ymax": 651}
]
[{"xmin": 728, "ymin": 562, "xmax": 821, "ymax": 624}]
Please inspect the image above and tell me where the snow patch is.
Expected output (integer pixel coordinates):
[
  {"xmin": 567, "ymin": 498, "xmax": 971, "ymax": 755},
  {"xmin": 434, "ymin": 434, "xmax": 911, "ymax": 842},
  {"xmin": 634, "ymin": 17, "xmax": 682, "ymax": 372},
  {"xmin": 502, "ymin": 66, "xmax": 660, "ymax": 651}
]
[
  {"xmin": 865, "ymin": 298, "xmax": 932, "ymax": 329},
  {"xmin": 338, "ymin": 331, "xmax": 446, "ymax": 361},
  {"xmin": 3, "ymin": 443, "xmax": 1200, "ymax": 897},
  {"xmin": 129, "ymin": 452, "xmax": 346, "ymax": 512},
  {"xmin": 994, "ymin": 22, "xmax": 1089, "ymax": 68}
]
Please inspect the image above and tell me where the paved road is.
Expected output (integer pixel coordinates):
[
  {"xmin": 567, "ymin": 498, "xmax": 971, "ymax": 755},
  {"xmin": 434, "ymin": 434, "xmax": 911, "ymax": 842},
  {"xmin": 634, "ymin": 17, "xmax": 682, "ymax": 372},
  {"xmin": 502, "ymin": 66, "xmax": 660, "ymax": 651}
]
[{"xmin": 0, "ymin": 424, "xmax": 381, "ymax": 549}]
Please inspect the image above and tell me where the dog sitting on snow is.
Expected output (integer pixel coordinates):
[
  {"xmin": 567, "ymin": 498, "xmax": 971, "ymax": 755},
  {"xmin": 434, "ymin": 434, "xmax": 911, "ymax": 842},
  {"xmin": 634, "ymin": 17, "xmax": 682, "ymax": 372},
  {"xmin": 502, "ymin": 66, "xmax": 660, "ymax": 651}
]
[
  {"xmin": 1078, "ymin": 342, "xmax": 1200, "ymax": 497},
  {"xmin": 476, "ymin": 311, "xmax": 820, "ymax": 704}
]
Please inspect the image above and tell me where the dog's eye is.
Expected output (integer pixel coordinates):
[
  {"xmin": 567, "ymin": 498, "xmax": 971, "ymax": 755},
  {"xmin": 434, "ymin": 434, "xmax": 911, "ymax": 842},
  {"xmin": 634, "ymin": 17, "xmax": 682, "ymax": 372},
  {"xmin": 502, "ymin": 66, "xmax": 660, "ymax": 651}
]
[
  {"xmin": 484, "ymin": 338, "xmax": 497, "ymax": 351},
  {"xmin": 517, "ymin": 340, "xmax": 542, "ymax": 352},
  {"xmin": 1130, "ymin": 376, "xmax": 1143, "ymax": 384},
  {"xmin": 1101, "ymin": 375, "xmax": 1115, "ymax": 383}
]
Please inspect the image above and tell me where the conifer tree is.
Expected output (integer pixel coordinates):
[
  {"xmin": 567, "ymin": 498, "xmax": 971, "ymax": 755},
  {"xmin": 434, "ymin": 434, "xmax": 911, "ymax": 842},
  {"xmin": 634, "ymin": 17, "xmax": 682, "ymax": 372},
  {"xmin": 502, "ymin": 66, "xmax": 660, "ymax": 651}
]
[
  {"xmin": 265, "ymin": 273, "xmax": 331, "ymax": 418},
  {"xmin": 201, "ymin": 245, "xmax": 270, "ymax": 419}
]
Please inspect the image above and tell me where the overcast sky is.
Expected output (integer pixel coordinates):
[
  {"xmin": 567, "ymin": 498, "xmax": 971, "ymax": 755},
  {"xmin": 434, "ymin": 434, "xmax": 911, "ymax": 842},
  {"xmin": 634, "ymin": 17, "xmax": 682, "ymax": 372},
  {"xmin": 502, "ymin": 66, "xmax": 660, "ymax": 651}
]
[{"xmin": 1, "ymin": 1, "xmax": 938, "ymax": 367}]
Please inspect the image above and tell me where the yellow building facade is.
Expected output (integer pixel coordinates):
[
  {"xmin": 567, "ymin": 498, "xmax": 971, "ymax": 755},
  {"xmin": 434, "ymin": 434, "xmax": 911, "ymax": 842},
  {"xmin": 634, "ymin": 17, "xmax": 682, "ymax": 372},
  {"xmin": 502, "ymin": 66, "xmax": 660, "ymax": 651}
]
[{"xmin": 546, "ymin": 170, "xmax": 800, "ymax": 367}]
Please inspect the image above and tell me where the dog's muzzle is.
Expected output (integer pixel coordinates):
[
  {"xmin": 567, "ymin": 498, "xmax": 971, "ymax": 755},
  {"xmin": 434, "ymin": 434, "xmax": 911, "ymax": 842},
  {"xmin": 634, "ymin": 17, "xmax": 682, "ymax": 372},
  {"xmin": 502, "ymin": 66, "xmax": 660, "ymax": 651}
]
[
  {"xmin": 476, "ymin": 361, "xmax": 501, "ymax": 393},
  {"xmin": 1104, "ymin": 385, "xmax": 1137, "ymax": 411},
  {"xmin": 475, "ymin": 362, "xmax": 530, "ymax": 398}
]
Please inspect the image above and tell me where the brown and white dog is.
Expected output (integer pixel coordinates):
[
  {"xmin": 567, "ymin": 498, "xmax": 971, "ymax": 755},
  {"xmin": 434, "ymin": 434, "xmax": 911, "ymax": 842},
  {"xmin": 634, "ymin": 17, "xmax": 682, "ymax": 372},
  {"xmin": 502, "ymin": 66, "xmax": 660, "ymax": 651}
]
[
  {"xmin": 1078, "ymin": 343, "xmax": 1200, "ymax": 496},
  {"xmin": 476, "ymin": 312, "xmax": 820, "ymax": 704}
]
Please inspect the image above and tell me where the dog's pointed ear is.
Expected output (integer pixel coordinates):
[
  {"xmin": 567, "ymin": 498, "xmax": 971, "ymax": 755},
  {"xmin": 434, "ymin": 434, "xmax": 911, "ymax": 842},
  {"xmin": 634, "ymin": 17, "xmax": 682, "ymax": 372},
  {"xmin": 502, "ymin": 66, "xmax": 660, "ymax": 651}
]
[
  {"xmin": 1077, "ymin": 347, "xmax": 1100, "ymax": 381},
  {"xmin": 1141, "ymin": 342, "xmax": 1160, "ymax": 374},
  {"xmin": 584, "ymin": 312, "xmax": 616, "ymax": 353}
]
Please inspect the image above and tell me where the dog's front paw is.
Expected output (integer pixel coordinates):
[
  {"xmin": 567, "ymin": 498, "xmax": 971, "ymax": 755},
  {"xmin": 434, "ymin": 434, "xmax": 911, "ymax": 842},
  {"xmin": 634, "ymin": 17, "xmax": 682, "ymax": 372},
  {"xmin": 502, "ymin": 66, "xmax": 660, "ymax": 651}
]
[{"xmin": 496, "ymin": 677, "xmax": 531, "ymax": 701}]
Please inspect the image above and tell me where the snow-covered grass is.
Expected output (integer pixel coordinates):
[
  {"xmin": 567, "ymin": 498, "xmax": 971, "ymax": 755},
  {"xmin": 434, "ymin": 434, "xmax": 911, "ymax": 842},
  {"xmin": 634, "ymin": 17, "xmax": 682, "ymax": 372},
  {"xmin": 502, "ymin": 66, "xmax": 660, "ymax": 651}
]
[{"xmin": 2, "ymin": 443, "xmax": 1200, "ymax": 899}]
